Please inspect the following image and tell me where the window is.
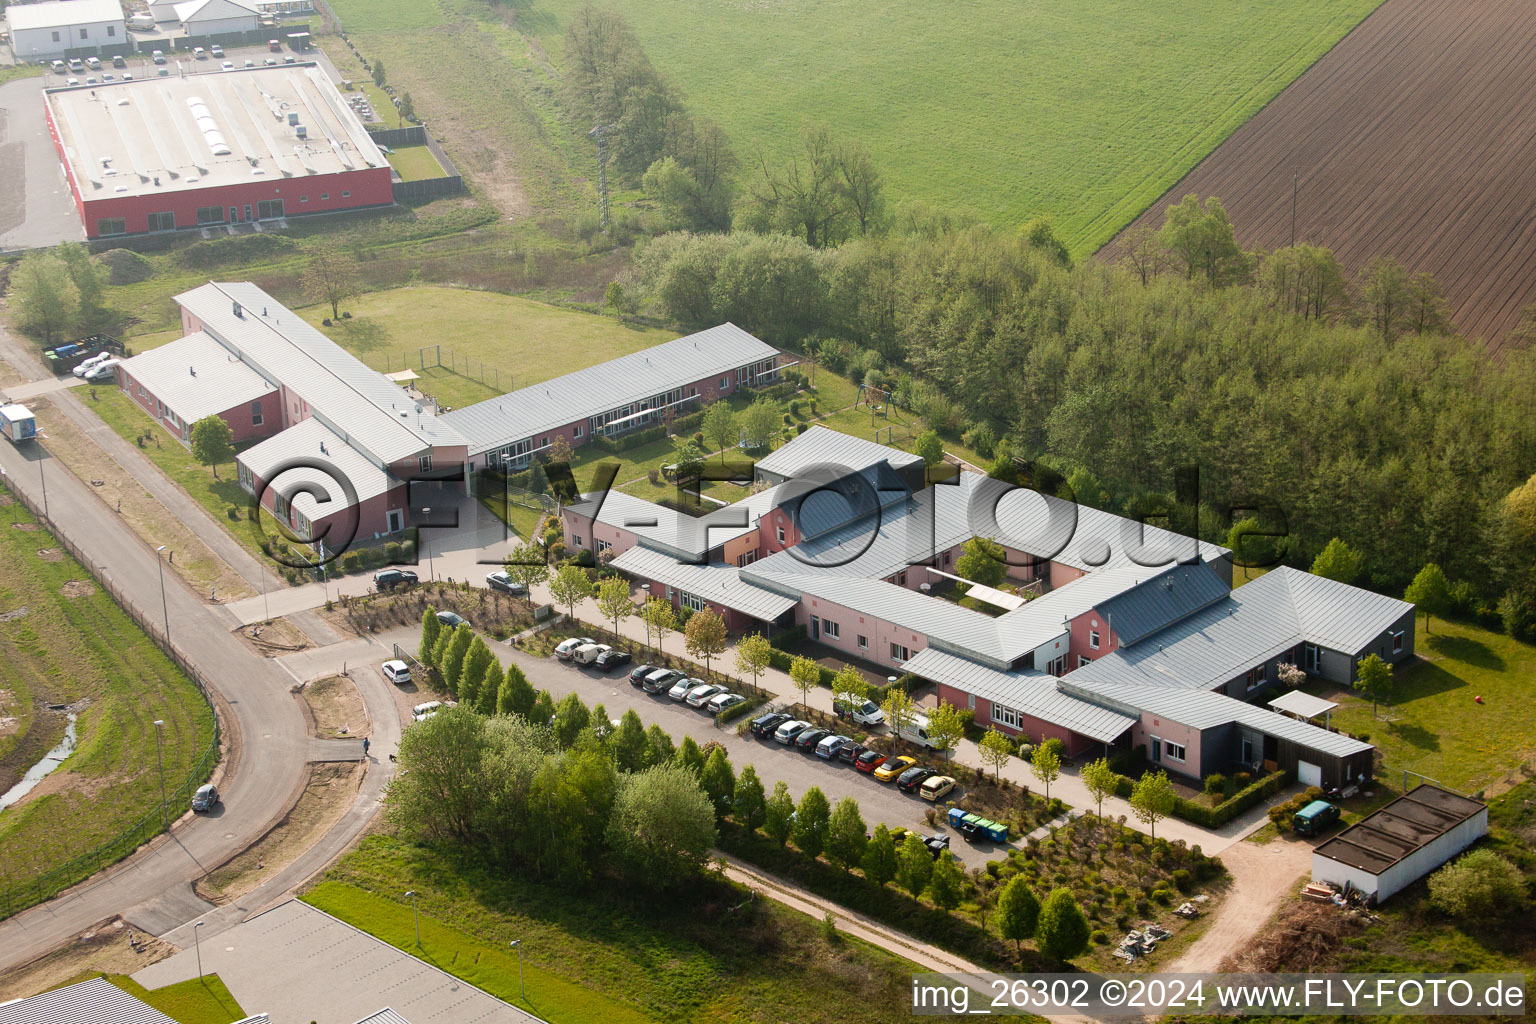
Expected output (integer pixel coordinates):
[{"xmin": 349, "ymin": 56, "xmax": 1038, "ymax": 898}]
[
  {"xmin": 967, "ymin": 693, "xmax": 975, "ymax": 710},
  {"xmin": 147, "ymin": 211, "xmax": 175, "ymax": 232},
  {"xmin": 257, "ymin": 199, "xmax": 284, "ymax": 220},
  {"xmin": 857, "ymin": 634, "xmax": 868, "ymax": 650},
  {"xmin": 320, "ymin": 193, "xmax": 329, "ymax": 200},
  {"xmin": 238, "ymin": 462, "xmax": 253, "ymax": 490},
  {"xmin": 299, "ymin": 196, "xmax": 309, "ymax": 204},
  {"xmin": 572, "ymin": 535, "xmax": 584, "ymax": 548},
  {"xmin": 96, "ymin": 218, "xmax": 126, "ymax": 236},
  {"xmin": 107, "ymin": 25, "xmax": 116, "ymax": 35},
  {"xmin": 596, "ymin": 539, "xmax": 611, "ymax": 553},
  {"xmin": 573, "ymin": 424, "xmax": 584, "ymax": 439},
  {"xmin": 538, "ymin": 436, "xmax": 548, "ymax": 448},
  {"xmin": 890, "ymin": 642, "xmax": 910, "ymax": 662},
  {"xmin": 1392, "ymin": 631, "xmax": 1404, "ymax": 654},
  {"xmin": 1078, "ymin": 655, "xmax": 1092, "ymax": 668},
  {"xmin": 681, "ymin": 592, "xmax": 708, "ymax": 612},
  {"xmin": 341, "ymin": 190, "xmax": 351, "ymax": 198},
  {"xmin": 80, "ymin": 27, "xmax": 89, "ymax": 38},
  {"xmin": 823, "ymin": 620, "xmax": 840, "ymax": 640},
  {"xmin": 251, "ymin": 401, "xmax": 264, "ymax": 427},
  {"xmin": 720, "ymin": 376, "xmax": 729, "ymax": 389},
  {"xmin": 52, "ymin": 31, "xmax": 61, "ymax": 42},
  {"xmin": 1089, "ymin": 629, "xmax": 1100, "ymax": 650},
  {"xmin": 736, "ymin": 549, "xmax": 757, "ymax": 567},
  {"xmin": 776, "ymin": 526, "xmax": 785, "ymax": 545},
  {"xmin": 1163, "ymin": 742, "xmax": 1186, "ymax": 763},
  {"xmin": 992, "ymin": 704, "xmax": 1022, "ymax": 729},
  {"xmin": 196, "ymin": 205, "xmax": 225, "ymax": 225},
  {"xmin": 664, "ymin": 586, "xmax": 673, "ymax": 600},
  {"xmin": 1245, "ymin": 664, "xmax": 1267, "ymax": 690},
  {"xmin": 897, "ymin": 572, "xmax": 907, "ymax": 586},
  {"xmin": 417, "ymin": 454, "xmax": 432, "ymax": 473}
]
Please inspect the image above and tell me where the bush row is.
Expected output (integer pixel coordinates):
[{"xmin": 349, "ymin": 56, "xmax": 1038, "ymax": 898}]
[{"xmin": 1110, "ymin": 766, "xmax": 1292, "ymax": 828}]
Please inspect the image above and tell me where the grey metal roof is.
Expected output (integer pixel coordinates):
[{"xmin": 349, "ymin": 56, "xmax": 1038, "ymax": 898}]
[
  {"xmin": 1094, "ymin": 561, "xmax": 1232, "ymax": 646},
  {"xmin": 993, "ymin": 561, "xmax": 1179, "ymax": 653},
  {"xmin": 442, "ymin": 324, "xmax": 778, "ymax": 456},
  {"xmin": 118, "ymin": 331, "xmax": 275, "ymax": 424},
  {"xmin": 178, "ymin": 284, "xmax": 461, "ymax": 465},
  {"xmin": 903, "ymin": 647, "xmax": 1137, "ymax": 742},
  {"xmin": 1276, "ymin": 567, "xmax": 1414, "ymax": 652},
  {"xmin": 754, "ymin": 424, "xmax": 924, "ymax": 480},
  {"xmin": 1064, "ymin": 678, "xmax": 1375, "ymax": 758},
  {"xmin": 567, "ymin": 488, "xmax": 770, "ymax": 559},
  {"xmin": 609, "ymin": 545, "xmax": 798, "ymax": 621},
  {"xmin": 0, "ymin": 977, "xmax": 177, "ymax": 1024},
  {"xmin": 239, "ymin": 418, "xmax": 397, "ymax": 522}
]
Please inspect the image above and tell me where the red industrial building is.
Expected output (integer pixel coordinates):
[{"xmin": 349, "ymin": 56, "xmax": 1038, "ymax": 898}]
[{"xmin": 44, "ymin": 63, "xmax": 392, "ymax": 239}]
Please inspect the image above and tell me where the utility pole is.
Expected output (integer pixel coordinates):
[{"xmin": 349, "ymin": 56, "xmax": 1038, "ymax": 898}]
[{"xmin": 588, "ymin": 123, "xmax": 616, "ymax": 233}]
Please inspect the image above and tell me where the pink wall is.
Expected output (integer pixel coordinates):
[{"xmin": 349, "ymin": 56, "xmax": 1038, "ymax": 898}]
[
  {"xmin": 760, "ymin": 506, "xmax": 800, "ymax": 554},
  {"xmin": 638, "ymin": 576, "xmax": 753, "ymax": 632},
  {"xmin": 1066, "ymin": 608, "xmax": 1120, "ymax": 670},
  {"xmin": 1131, "ymin": 712, "xmax": 1203, "ymax": 780},
  {"xmin": 118, "ymin": 370, "xmax": 278, "ymax": 445},
  {"xmin": 940, "ymin": 684, "xmax": 1097, "ymax": 755},
  {"xmin": 797, "ymin": 594, "xmax": 926, "ymax": 668}
]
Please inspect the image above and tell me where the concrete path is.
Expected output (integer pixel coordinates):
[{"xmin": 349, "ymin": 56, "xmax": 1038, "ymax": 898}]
[
  {"xmin": 0, "ymin": 76, "xmax": 85, "ymax": 250},
  {"xmin": 0, "ymin": 375, "xmax": 84, "ymax": 402}
]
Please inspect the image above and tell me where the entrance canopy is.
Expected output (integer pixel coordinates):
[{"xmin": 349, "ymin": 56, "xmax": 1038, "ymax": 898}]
[
  {"xmin": 1269, "ymin": 689, "xmax": 1338, "ymax": 721},
  {"xmin": 385, "ymin": 370, "xmax": 420, "ymax": 383}
]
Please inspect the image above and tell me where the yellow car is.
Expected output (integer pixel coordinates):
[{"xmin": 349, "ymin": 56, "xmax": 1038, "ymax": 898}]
[
  {"xmin": 920, "ymin": 775, "xmax": 957, "ymax": 801},
  {"xmin": 873, "ymin": 755, "xmax": 918, "ymax": 782}
]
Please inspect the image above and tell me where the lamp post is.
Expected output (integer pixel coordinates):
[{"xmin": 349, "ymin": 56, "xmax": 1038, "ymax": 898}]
[
  {"xmin": 154, "ymin": 545, "xmax": 171, "ymax": 643},
  {"xmin": 193, "ymin": 921, "xmax": 204, "ymax": 980},
  {"xmin": 509, "ymin": 939, "xmax": 525, "ymax": 1001},
  {"xmin": 420, "ymin": 508, "xmax": 435, "ymax": 581},
  {"xmin": 153, "ymin": 719, "xmax": 167, "ymax": 830},
  {"xmin": 405, "ymin": 889, "xmax": 420, "ymax": 947}
]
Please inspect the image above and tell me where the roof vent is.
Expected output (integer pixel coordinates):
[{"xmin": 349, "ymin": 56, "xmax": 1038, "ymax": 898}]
[
  {"xmin": 232, "ymin": 301, "xmax": 243, "ymax": 318},
  {"xmin": 320, "ymin": 441, "xmax": 329, "ymax": 455},
  {"xmin": 189, "ymin": 366, "xmax": 197, "ymax": 376}
]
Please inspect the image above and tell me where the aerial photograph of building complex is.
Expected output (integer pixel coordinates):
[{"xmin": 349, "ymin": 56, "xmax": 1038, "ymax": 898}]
[{"xmin": 0, "ymin": 0, "xmax": 1531, "ymax": 1020}]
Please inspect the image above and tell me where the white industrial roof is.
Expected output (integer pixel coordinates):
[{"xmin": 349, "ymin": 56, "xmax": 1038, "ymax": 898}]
[
  {"xmin": 903, "ymin": 647, "xmax": 1137, "ymax": 743},
  {"xmin": 181, "ymin": 283, "xmax": 462, "ymax": 465},
  {"xmin": 754, "ymin": 424, "xmax": 924, "ymax": 480},
  {"xmin": 45, "ymin": 64, "xmax": 387, "ymax": 200},
  {"xmin": 442, "ymin": 323, "xmax": 778, "ymax": 456},
  {"xmin": 6, "ymin": 0, "xmax": 124, "ymax": 32},
  {"xmin": 1269, "ymin": 689, "xmax": 1338, "ymax": 720},
  {"xmin": 239, "ymin": 417, "xmax": 397, "ymax": 524},
  {"xmin": 175, "ymin": 0, "xmax": 258, "ymax": 21},
  {"xmin": 0, "ymin": 976, "xmax": 177, "ymax": 1024},
  {"xmin": 609, "ymin": 545, "xmax": 798, "ymax": 621},
  {"xmin": 117, "ymin": 331, "xmax": 275, "ymax": 422}
]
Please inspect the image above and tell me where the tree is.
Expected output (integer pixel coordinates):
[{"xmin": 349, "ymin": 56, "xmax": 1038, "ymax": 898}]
[
  {"xmin": 1225, "ymin": 515, "xmax": 1286, "ymax": 570},
  {"xmin": 459, "ymin": 636, "xmax": 494, "ymax": 709},
  {"xmin": 830, "ymin": 664, "xmax": 869, "ymax": 712},
  {"xmin": 610, "ymin": 709, "xmax": 648, "ymax": 772},
  {"xmin": 1082, "ymin": 757, "xmax": 1117, "ymax": 818},
  {"xmin": 385, "ymin": 707, "xmax": 488, "ymax": 841},
  {"xmin": 549, "ymin": 564, "xmax": 593, "ymax": 621},
  {"xmin": 640, "ymin": 596, "xmax": 677, "ymax": 653},
  {"xmin": 733, "ymin": 764, "xmax": 767, "ymax": 830},
  {"xmin": 862, "ymin": 825, "xmax": 899, "ymax": 887},
  {"xmin": 735, "ymin": 633, "xmax": 772, "ymax": 691},
  {"xmin": 1427, "ymin": 848, "xmax": 1525, "ymax": 920},
  {"xmin": 955, "ymin": 536, "xmax": 1007, "ymax": 589},
  {"xmin": 419, "ymin": 607, "xmax": 441, "ymax": 665},
  {"xmin": 371, "ymin": 58, "xmax": 386, "ymax": 86},
  {"xmin": 1035, "ymin": 888, "xmax": 1091, "ymax": 961},
  {"xmin": 596, "ymin": 576, "xmax": 634, "ymax": 638},
  {"xmin": 1130, "ymin": 770, "xmax": 1175, "ymax": 839},
  {"xmin": 189, "ymin": 416, "xmax": 236, "ymax": 479},
  {"xmin": 643, "ymin": 156, "xmax": 732, "ymax": 233},
  {"xmin": 441, "ymin": 624, "xmax": 473, "ymax": 694},
  {"xmin": 398, "ymin": 91, "xmax": 414, "ymax": 123},
  {"xmin": 928, "ymin": 851, "xmax": 964, "ymax": 911},
  {"xmin": 671, "ymin": 437, "xmax": 704, "ymax": 484},
  {"xmin": 994, "ymin": 875, "xmax": 1040, "ymax": 960},
  {"xmin": 644, "ymin": 724, "xmax": 675, "ymax": 767},
  {"xmin": 1404, "ymin": 563, "xmax": 1451, "ymax": 634},
  {"xmin": 826, "ymin": 796, "xmax": 867, "ymax": 871},
  {"xmin": 739, "ymin": 398, "xmax": 781, "ymax": 451},
  {"xmin": 676, "ymin": 735, "xmax": 706, "ymax": 776},
  {"xmin": 1499, "ymin": 568, "xmax": 1536, "ymax": 643},
  {"xmin": 792, "ymin": 786, "xmax": 832, "ymax": 859},
  {"xmin": 529, "ymin": 689, "xmax": 556, "ymax": 726},
  {"xmin": 9, "ymin": 252, "xmax": 79, "ymax": 344},
  {"xmin": 1158, "ymin": 193, "xmax": 1244, "ymax": 286},
  {"xmin": 684, "ymin": 607, "xmax": 728, "ymax": 676},
  {"xmin": 552, "ymin": 692, "xmax": 592, "ymax": 747},
  {"xmin": 745, "ymin": 123, "xmax": 847, "ymax": 247},
  {"xmin": 1022, "ymin": 217, "xmax": 1072, "ymax": 268},
  {"xmin": 1030, "ymin": 737, "xmax": 1062, "ymax": 799},
  {"xmin": 1353, "ymin": 653, "xmax": 1395, "ymax": 718},
  {"xmin": 789, "ymin": 655, "xmax": 821, "ymax": 710},
  {"xmin": 881, "ymin": 688, "xmax": 918, "ymax": 749},
  {"xmin": 606, "ymin": 765, "xmax": 717, "ymax": 890},
  {"xmin": 834, "ymin": 137, "xmax": 884, "ymax": 237},
  {"xmin": 1311, "ymin": 537, "xmax": 1364, "ymax": 585},
  {"xmin": 1359, "ymin": 256, "xmax": 1411, "ymax": 341},
  {"xmin": 504, "ymin": 547, "xmax": 550, "ymax": 607},
  {"xmin": 764, "ymin": 780, "xmax": 795, "ymax": 846},
  {"xmin": 497, "ymin": 662, "xmax": 535, "ymax": 718},
  {"xmin": 896, "ymin": 833, "xmax": 933, "ymax": 897},
  {"xmin": 926, "ymin": 701, "xmax": 965, "ymax": 763},
  {"xmin": 478, "ymin": 660, "xmax": 504, "ymax": 715},
  {"xmin": 303, "ymin": 240, "xmax": 362, "ymax": 319},
  {"xmin": 702, "ymin": 400, "xmax": 738, "ymax": 460},
  {"xmin": 700, "ymin": 746, "xmax": 736, "ymax": 816},
  {"xmin": 979, "ymin": 728, "xmax": 1013, "ymax": 781},
  {"xmin": 914, "ymin": 429, "xmax": 944, "ymax": 467}
]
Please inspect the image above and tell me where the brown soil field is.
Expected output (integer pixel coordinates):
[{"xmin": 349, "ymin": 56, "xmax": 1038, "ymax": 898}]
[{"xmin": 1105, "ymin": 0, "xmax": 1536, "ymax": 352}]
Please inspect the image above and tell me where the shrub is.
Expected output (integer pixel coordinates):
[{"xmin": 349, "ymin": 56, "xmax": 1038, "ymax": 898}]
[
  {"xmin": 1090, "ymin": 929, "xmax": 1108, "ymax": 945},
  {"xmin": 385, "ymin": 541, "xmax": 402, "ymax": 562},
  {"xmin": 1171, "ymin": 868, "xmax": 1192, "ymax": 893},
  {"xmin": 1428, "ymin": 848, "xmax": 1525, "ymax": 920},
  {"xmin": 1203, "ymin": 773, "xmax": 1226, "ymax": 796},
  {"xmin": 796, "ymin": 422, "xmax": 807, "ymax": 434},
  {"xmin": 341, "ymin": 551, "xmax": 362, "ymax": 574}
]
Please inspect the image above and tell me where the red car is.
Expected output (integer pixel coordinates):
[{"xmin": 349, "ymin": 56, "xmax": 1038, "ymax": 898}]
[{"xmin": 854, "ymin": 749, "xmax": 887, "ymax": 774}]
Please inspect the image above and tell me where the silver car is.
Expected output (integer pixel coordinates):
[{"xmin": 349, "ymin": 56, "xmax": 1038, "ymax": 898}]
[
  {"xmin": 667, "ymin": 676, "xmax": 702, "ymax": 701},
  {"xmin": 685, "ymin": 683, "xmax": 725, "ymax": 707},
  {"xmin": 191, "ymin": 784, "xmax": 219, "ymax": 812}
]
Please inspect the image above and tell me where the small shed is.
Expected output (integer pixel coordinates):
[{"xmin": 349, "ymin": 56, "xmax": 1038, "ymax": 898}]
[{"xmin": 1311, "ymin": 784, "xmax": 1487, "ymax": 903}]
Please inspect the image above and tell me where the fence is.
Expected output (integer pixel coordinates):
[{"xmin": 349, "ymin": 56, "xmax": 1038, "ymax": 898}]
[{"xmin": 0, "ymin": 473, "xmax": 222, "ymax": 921}]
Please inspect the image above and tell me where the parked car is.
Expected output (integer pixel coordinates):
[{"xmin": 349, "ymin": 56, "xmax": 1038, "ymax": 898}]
[
  {"xmin": 706, "ymin": 692, "xmax": 745, "ymax": 714},
  {"xmin": 68, "ymin": 58, "xmax": 85, "ymax": 71},
  {"xmin": 816, "ymin": 734, "xmax": 853, "ymax": 759},
  {"xmin": 83, "ymin": 359, "xmax": 121, "ymax": 382},
  {"xmin": 642, "ymin": 668, "xmax": 681, "ymax": 694},
  {"xmin": 51, "ymin": 60, "xmax": 66, "ymax": 73},
  {"xmin": 380, "ymin": 659, "xmax": 412, "ymax": 685},
  {"xmin": 889, "ymin": 827, "xmax": 951, "ymax": 859},
  {"xmin": 85, "ymin": 56, "xmax": 101, "ymax": 70},
  {"xmin": 121, "ymin": 73, "xmax": 133, "ymax": 80},
  {"xmin": 221, "ymin": 60, "xmax": 234, "ymax": 70},
  {"xmin": 72, "ymin": 351, "xmax": 113, "ymax": 377},
  {"xmin": 111, "ymin": 54, "xmax": 126, "ymax": 68},
  {"xmin": 436, "ymin": 610, "xmax": 468, "ymax": 630},
  {"xmin": 667, "ymin": 676, "xmax": 703, "ymax": 701},
  {"xmin": 835, "ymin": 697, "xmax": 886, "ymax": 726},
  {"xmin": 152, "ymin": 50, "xmax": 165, "ymax": 64},
  {"xmin": 374, "ymin": 567, "xmax": 418, "ymax": 591},
  {"xmin": 264, "ymin": 56, "xmax": 278, "ymax": 65},
  {"xmin": 594, "ymin": 649, "xmax": 632, "ymax": 672},
  {"xmin": 793, "ymin": 727, "xmax": 829, "ymax": 752},
  {"xmin": 244, "ymin": 58, "xmax": 256, "ymax": 67},
  {"xmin": 572, "ymin": 643, "xmax": 611, "ymax": 666},
  {"xmin": 193, "ymin": 47, "xmax": 207, "ymax": 59},
  {"xmin": 837, "ymin": 740, "xmax": 867, "ymax": 764},
  {"xmin": 412, "ymin": 700, "xmax": 443, "ymax": 721},
  {"xmin": 897, "ymin": 765, "xmax": 936, "ymax": 793},
  {"xmin": 66, "ymin": 78, "xmax": 79, "ymax": 86},
  {"xmin": 283, "ymin": 54, "xmax": 297, "ymax": 63},
  {"xmin": 554, "ymin": 636, "xmax": 595, "ymax": 661},
  {"xmin": 874, "ymin": 755, "xmax": 918, "ymax": 782},
  {"xmin": 750, "ymin": 712, "xmax": 791, "ymax": 739},
  {"xmin": 210, "ymin": 44, "xmax": 224, "ymax": 57},
  {"xmin": 485, "ymin": 571, "xmax": 525, "ymax": 595},
  {"xmin": 629, "ymin": 663, "xmax": 656, "ymax": 686},
  {"xmin": 895, "ymin": 713, "xmax": 939, "ymax": 749},
  {"xmin": 191, "ymin": 783, "xmax": 219, "ymax": 812},
  {"xmin": 854, "ymin": 750, "xmax": 887, "ymax": 774},
  {"xmin": 157, "ymin": 68, "xmax": 169, "ymax": 77},
  {"xmin": 920, "ymin": 775, "xmax": 957, "ymax": 802},
  {"xmin": 1293, "ymin": 800, "xmax": 1341, "ymax": 836},
  {"xmin": 685, "ymin": 683, "xmax": 726, "ymax": 707},
  {"xmin": 269, "ymin": 38, "xmax": 282, "ymax": 51},
  {"xmin": 773, "ymin": 719, "xmax": 812, "ymax": 744}
]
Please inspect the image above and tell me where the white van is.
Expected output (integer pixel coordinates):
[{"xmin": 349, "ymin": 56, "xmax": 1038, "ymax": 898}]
[
  {"xmin": 572, "ymin": 643, "xmax": 611, "ymax": 666},
  {"xmin": 896, "ymin": 712, "xmax": 938, "ymax": 749},
  {"xmin": 129, "ymin": 12, "xmax": 155, "ymax": 29},
  {"xmin": 411, "ymin": 700, "xmax": 442, "ymax": 722}
]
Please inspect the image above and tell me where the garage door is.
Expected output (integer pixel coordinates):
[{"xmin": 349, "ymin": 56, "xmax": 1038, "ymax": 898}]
[{"xmin": 1297, "ymin": 760, "xmax": 1322, "ymax": 787}]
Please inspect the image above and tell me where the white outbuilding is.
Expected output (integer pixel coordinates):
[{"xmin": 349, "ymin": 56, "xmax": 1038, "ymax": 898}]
[
  {"xmin": 1311, "ymin": 784, "xmax": 1488, "ymax": 904},
  {"xmin": 6, "ymin": 0, "xmax": 128, "ymax": 58},
  {"xmin": 173, "ymin": 0, "xmax": 260, "ymax": 35}
]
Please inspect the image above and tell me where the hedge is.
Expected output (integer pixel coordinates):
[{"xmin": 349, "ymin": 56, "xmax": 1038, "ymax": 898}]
[
  {"xmin": 716, "ymin": 694, "xmax": 767, "ymax": 725},
  {"xmin": 1111, "ymin": 767, "xmax": 1292, "ymax": 827}
]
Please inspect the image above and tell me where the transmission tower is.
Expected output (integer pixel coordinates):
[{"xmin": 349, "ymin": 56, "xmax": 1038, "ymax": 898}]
[{"xmin": 588, "ymin": 123, "xmax": 617, "ymax": 232}]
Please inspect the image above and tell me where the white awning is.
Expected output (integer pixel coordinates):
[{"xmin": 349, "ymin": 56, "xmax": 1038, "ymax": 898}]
[
  {"xmin": 385, "ymin": 369, "xmax": 419, "ymax": 383},
  {"xmin": 1269, "ymin": 689, "xmax": 1338, "ymax": 720}
]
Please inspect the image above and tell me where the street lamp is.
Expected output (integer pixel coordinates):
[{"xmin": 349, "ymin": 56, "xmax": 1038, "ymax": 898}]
[
  {"xmin": 405, "ymin": 889, "xmax": 420, "ymax": 947},
  {"xmin": 193, "ymin": 921, "xmax": 204, "ymax": 980},
  {"xmin": 154, "ymin": 546, "xmax": 171, "ymax": 643},
  {"xmin": 152, "ymin": 719, "xmax": 167, "ymax": 830},
  {"xmin": 509, "ymin": 939, "xmax": 525, "ymax": 1001},
  {"xmin": 420, "ymin": 508, "xmax": 435, "ymax": 581}
]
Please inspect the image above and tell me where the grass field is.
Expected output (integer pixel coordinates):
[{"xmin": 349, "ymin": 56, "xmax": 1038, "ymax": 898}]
[
  {"xmin": 1308, "ymin": 618, "xmax": 1536, "ymax": 794},
  {"xmin": 386, "ymin": 145, "xmax": 445, "ymax": 182},
  {"xmin": 304, "ymin": 835, "xmax": 917, "ymax": 1024},
  {"xmin": 106, "ymin": 974, "xmax": 245, "ymax": 1024},
  {"xmin": 0, "ymin": 499, "xmax": 215, "ymax": 908}
]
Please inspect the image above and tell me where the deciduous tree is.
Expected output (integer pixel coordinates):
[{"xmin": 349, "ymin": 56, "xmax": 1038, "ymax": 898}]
[
  {"xmin": 926, "ymin": 701, "xmax": 965, "ymax": 763},
  {"xmin": 914, "ymin": 429, "xmax": 944, "ymax": 467},
  {"xmin": 764, "ymin": 780, "xmax": 795, "ymax": 846},
  {"xmin": 994, "ymin": 875, "xmax": 1040, "ymax": 960},
  {"xmin": 303, "ymin": 239, "xmax": 362, "ymax": 319},
  {"xmin": 980, "ymin": 728, "xmax": 1013, "ymax": 781},
  {"xmin": 1354, "ymin": 653, "xmax": 1395, "ymax": 718},
  {"xmin": 606, "ymin": 765, "xmax": 717, "ymax": 890},
  {"xmin": 1081, "ymin": 756, "xmax": 1117, "ymax": 818},
  {"xmin": 789, "ymin": 655, "xmax": 821, "ymax": 710},
  {"xmin": 1035, "ymin": 888, "xmax": 1091, "ymax": 961},
  {"xmin": 733, "ymin": 764, "xmax": 767, "ymax": 830},
  {"xmin": 735, "ymin": 632, "xmax": 772, "ymax": 690},
  {"xmin": 1311, "ymin": 537, "xmax": 1364, "ymax": 585},
  {"xmin": 1404, "ymin": 563, "xmax": 1451, "ymax": 634},
  {"xmin": 550, "ymin": 564, "xmax": 593, "ymax": 621},
  {"xmin": 9, "ymin": 252, "xmax": 79, "ymax": 344},
  {"xmin": 1428, "ymin": 848, "xmax": 1524, "ymax": 920},
  {"xmin": 552, "ymin": 692, "xmax": 592, "ymax": 747},
  {"xmin": 793, "ymin": 786, "xmax": 831, "ymax": 858},
  {"xmin": 928, "ymin": 851, "xmax": 964, "ymax": 911},
  {"xmin": 881, "ymin": 688, "xmax": 918, "ymax": 750},
  {"xmin": 739, "ymin": 398, "xmax": 780, "ymax": 450},
  {"xmin": 684, "ymin": 607, "xmax": 728, "ymax": 676},
  {"xmin": 609, "ymin": 710, "xmax": 648, "ymax": 772},
  {"xmin": 497, "ymin": 662, "xmax": 536, "ymax": 718},
  {"xmin": 1030, "ymin": 736, "xmax": 1062, "ymax": 799},
  {"xmin": 190, "ymin": 416, "xmax": 235, "ymax": 479},
  {"xmin": 896, "ymin": 833, "xmax": 933, "ymax": 897},
  {"xmin": 826, "ymin": 796, "xmax": 867, "ymax": 871},
  {"xmin": 596, "ymin": 576, "xmax": 634, "ymax": 638},
  {"xmin": 702, "ymin": 400, "xmax": 738, "ymax": 460},
  {"xmin": 641, "ymin": 596, "xmax": 677, "ymax": 652},
  {"xmin": 700, "ymin": 746, "xmax": 736, "ymax": 816},
  {"xmin": 861, "ymin": 824, "xmax": 899, "ymax": 887},
  {"xmin": 504, "ymin": 546, "xmax": 549, "ymax": 608},
  {"xmin": 955, "ymin": 536, "xmax": 1007, "ymax": 589},
  {"xmin": 1130, "ymin": 770, "xmax": 1175, "ymax": 839}
]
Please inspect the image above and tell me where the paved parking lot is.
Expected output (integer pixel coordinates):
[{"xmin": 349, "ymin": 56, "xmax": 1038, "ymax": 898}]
[{"xmin": 0, "ymin": 75, "xmax": 84, "ymax": 250}]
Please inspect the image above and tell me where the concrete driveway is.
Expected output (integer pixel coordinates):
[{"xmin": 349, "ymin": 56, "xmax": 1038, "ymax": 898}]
[{"xmin": 0, "ymin": 75, "xmax": 84, "ymax": 250}]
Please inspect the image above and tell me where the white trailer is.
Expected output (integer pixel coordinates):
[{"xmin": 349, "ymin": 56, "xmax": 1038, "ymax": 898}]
[{"xmin": 0, "ymin": 405, "xmax": 37, "ymax": 444}]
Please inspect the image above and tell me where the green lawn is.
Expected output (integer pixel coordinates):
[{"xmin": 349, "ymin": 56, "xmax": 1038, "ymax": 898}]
[
  {"xmin": 0, "ymin": 499, "xmax": 215, "ymax": 915},
  {"xmin": 304, "ymin": 836, "xmax": 917, "ymax": 1024},
  {"xmin": 1310, "ymin": 618, "xmax": 1536, "ymax": 794},
  {"xmin": 107, "ymin": 975, "xmax": 245, "ymax": 1024},
  {"xmin": 386, "ymin": 145, "xmax": 446, "ymax": 182}
]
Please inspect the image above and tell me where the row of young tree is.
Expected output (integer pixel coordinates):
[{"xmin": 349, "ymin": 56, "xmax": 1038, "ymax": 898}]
[{"xmin": 8, "ymin": 244, "xmax": 121, "ymax": 344}]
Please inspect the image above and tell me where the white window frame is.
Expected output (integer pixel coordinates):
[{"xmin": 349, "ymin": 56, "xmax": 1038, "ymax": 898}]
[
  {"xmin": 1164, "ymin": 741, "xmax": 1186, "ymax": 763},
  {"xmin": 823, "ymin": 620, "xmax": 840, "ymax": 640},
  {"xmin": 596, "ymin": 538, "xmax": 611, "ymax": 553},
  {"xmin": 890, "ymin": 642, "xmax": 910, "ymax": 662},
  {"xmin": 991, "ymin": 704, "xmax": 1021, "ymax": 729},
  {"xmin": 1391, "ymin": 631, "xmax": 1404, "ymax": 654},
  {"xmin": 681, "ymin": 591, "xmax": 708, "ymax": 613},
  {"xmin": 776, "ymin": 526, "xmax": 785, "ymax": 545},
  {"xmin": 857, "ymin": 634, "xmax": 868, "ymax": 650},
  {"xmin": 573, "ymin": 424, "xmax": 584, "ymax": 439},
  {"xmin": 967, "ymin": 693, "xmax": 975, "ymax": 710},
  {"xmin": 1089, "ymin": 629, "xmax": 1100, "ymax": 650},
  {"xmin": 1077, "ymin": 655, "xmax": 1091, "ymax": 668},
  {"xmin": 418, "ymin": 454, "xmax": 432, "ymax": 473}
]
